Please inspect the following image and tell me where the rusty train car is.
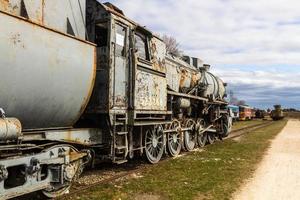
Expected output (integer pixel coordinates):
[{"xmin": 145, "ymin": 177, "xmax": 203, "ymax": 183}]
[
  {"xmin": 271, "ymin": 105, "xmax": 284, "ymax": 120},
  {"xmin": 0, "ymin": 1, "xmax": 230, "ymax": 199}
]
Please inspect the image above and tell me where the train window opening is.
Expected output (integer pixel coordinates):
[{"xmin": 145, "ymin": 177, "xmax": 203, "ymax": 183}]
[
  {"xmin": 135, "ymin": 33, "xmax": 150, "ymax": 61},
  {"xmin": 115, "ymin": 24, "xmax": 127, "ymax": 57},
  {"xmin": 4, "ymin": 165, "xmax": 26, "ymax": 189},
  {"xmin": 40, "ymin": 164, "xmax": 48, "ymax": 181},
  {"xmin": 95, "ymin": 23, "xmax": 108, "ymax": 47}
]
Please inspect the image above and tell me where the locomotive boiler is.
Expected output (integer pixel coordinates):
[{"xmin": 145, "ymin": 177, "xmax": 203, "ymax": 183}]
[{"xmin": 0, "ymin": 0, "xmax": 231, "ymax": 199}]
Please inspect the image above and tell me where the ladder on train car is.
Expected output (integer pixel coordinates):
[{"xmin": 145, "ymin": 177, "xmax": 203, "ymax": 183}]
[{"xmin": 112, "ymin": 113, "xmax": 129, "ymax": 164}]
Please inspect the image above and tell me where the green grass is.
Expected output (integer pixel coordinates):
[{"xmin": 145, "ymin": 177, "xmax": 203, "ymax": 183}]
[
  {"xmin": 232, "ymin": 120, "xmax": 266, "ymax": 131},
  {"xmin": 68, "ymin": 120, "xmax": 287, "ymax": 200}
]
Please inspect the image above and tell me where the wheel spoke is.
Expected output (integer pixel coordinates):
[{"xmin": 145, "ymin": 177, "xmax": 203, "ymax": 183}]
[
  {"xmin": 157, "ymin": 135, "xmax": 163, "ymax": 139},
  {"xmin": 145, "ymin": 125, "xmax": 165, "ymax": 163},
  {"xmin": 146, "ymin": 145, "xmax": 152, "ymax": 151},
  {"xmin": 183, "ymin": 119, "xmax": 196, "ymax": 151}
]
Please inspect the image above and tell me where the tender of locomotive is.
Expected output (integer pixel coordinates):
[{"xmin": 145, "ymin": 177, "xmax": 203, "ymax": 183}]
[{"xmin": 0, "ymin": 1, "xmax": 230, "ymax": 199}]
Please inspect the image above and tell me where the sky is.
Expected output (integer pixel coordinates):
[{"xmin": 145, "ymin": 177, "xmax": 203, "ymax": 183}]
[{"xmin": 100, "ymin": 0, "xmax": 300, "ymax": 109}]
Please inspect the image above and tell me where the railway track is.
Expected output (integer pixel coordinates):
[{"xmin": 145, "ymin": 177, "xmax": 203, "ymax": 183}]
[
  {"xmin": 228, "ymin": 121, "xmax": 274, "ymax": 139},
  {"xmin": 55, "ymin": 120, "xmax": 273, "ymax": 200}
]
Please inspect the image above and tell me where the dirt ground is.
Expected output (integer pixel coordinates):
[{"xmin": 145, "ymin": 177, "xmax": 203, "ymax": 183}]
[{"xmin": 234, "ymin": 119, "xmax": 300, "ymax": 200}]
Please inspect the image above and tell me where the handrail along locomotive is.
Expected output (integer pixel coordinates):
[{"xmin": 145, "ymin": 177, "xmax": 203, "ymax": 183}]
[{"xmin": 0, "ymin": 0, "xmax": 231, "ymax": 198}]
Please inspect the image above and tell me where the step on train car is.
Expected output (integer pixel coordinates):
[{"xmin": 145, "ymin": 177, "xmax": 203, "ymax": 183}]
[{"xmin": 0, "ymin": 1, "xmax": 231, "ymax": 199}]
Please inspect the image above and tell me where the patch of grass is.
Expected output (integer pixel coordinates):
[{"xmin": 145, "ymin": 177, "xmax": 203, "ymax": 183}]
[
  {"xmin": 285, "ymin": 111, "xmax": 300, "ymax": 119},
  {"xmin": 232, "ymin": 120, "xmax": 266, "ymax": 131},
  {"xmin": 69, "ymin": 120, "xmax": 287, "ymax": 200}
]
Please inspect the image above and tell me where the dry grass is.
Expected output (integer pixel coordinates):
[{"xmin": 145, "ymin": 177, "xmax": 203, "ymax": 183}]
[{"xmin": 285, "ymin": 111, "xmax": 300, "ymax": 119}]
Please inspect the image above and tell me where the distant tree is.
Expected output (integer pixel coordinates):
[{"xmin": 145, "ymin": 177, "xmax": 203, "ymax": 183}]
[{"xmin": 162, "ymin": 35, "xmax": 183, "ymax": 57}]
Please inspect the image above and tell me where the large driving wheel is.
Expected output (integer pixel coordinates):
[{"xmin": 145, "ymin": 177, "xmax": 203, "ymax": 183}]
[
  {"xmin": 222, "ymin": 115, "xmax": 231, "ymax": 138},
  {"xmin": 145, "ymin": 125, "xmax": 165, "ymax": 164},
  {"xmin": 167, "ymin": 120, "xmax": 182, "ymax": 157},
  {"xmin": 196, "ymin": 119, "xmax": 207, "ymax": 147},
  {"xmin": 207, "ymin": 132, "xmax": 216, "ymax": 144},
  {"xmin": 183, "ymin": 119, "xmax": 197, "ymax": 151}
]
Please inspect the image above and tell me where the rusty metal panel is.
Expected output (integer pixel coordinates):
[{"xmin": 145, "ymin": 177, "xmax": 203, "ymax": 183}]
[
  {"xmin": 23, "ymin": 0, "xmax": 43, "ymax": 23},
  {"xmin": 150, "ymin": 37, "xmax": 166, "ymax": 73},
  {"xmin": 165, "ymin": 58, "xmax": 181, "ymax": 92},
  {"xmin": 112, "ymin": 23, "xmax": 128, "ymax": 108},
  {"xmin": 0, "ymin": 0, "xmax": 86, "ymax": 39},
  {"xmin": 135, "ymin": 69, "xmax": 167, "ymax": 111},
  {"xmin": 0, "ymin": 0, "xmax": 21, "ymax": 15},
  {"xmin": 43, "ymin": 0, "xmax": 86, "ymax": 39},
  {"xmin": 0, "ymin": 12, "xmax": 96, "ymax": 130},
  {"xmin": 166, "ymin": 55, "xmax": 202, "ymax": 93}
]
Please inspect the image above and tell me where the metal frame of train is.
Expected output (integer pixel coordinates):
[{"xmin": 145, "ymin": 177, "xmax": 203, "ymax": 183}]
[{"xmin": 0, "ymin": 1, "xmax": 231, "ymax": 199}]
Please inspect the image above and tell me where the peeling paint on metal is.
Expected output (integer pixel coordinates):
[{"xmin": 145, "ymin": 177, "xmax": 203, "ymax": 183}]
[{"xmin": 135, "ymin": 70, "xmax": 167, "ymax": 111}]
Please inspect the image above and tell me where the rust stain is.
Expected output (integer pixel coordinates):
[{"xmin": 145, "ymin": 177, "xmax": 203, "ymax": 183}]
[
  {"xmin": 135, "ymin": 71, "xmax": 166, "ymax": 110},
  {"xmin": 0, "ymin": 0, "xmax": 19, "ymax": 15},
  {"xmin": 0, "ymin": 0, "xmax": 11, "ymax": 12},
  {"xmin": 69, "ymin": 151, "xmax": 86, "ymax": 161},
  {"xmin": 150, "ymin": 39, "xmax": 166, "ymax": 73},
  {"xmin": 179, "ymin": 68, "xmax": 188, "ymax": 88},
  {"xmin": 191, "ymin": 72, "xmax": 200, "ymax": 88}
]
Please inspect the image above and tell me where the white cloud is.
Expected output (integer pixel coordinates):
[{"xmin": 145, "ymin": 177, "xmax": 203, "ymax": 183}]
[
  {"xmin": 102, "ymin": 0, "xmax": 300, "ymax": 108},
  {"xmin": 105, "ymin": 0, "xmax": 300, "ymax": 67},
  {"xmin": 213, "ymin": 69, "xmax": 300, "ymax": 89},
  {"xmin": 213, "ymin": 68, "xmax": 300, "ymax": 108}
]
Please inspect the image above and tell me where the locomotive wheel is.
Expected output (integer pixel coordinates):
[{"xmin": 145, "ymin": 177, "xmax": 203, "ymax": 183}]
[
  {"xmin": 183, "ymin": 119, "xmax": 197, "ymax": 151},
  {"xmin": 222, "ymin": 122, "xmax": 230, "ymax": 138},
  {"xmin": 207, "ymin": 132, "xmax": 216, "ymax": 144},
  {"xmin": 222, "ymin": 115, "xmax": 231, "ymax": 138},
  {"xmin": 42, "ymin": 146, "xmax": 83, "ymax": 198},
  {"xmin": 196, "ymin": 119, "xmax": 207, "ymax": 147},
  {"xmin": 167, "ymin": 120, "xmax": 182, "ymax": 157},
  {"xmin": 145, "ymin": 125, "xmax": 165, "ymax": 164},
  {"xmin": 42, "ymin": 185, "xmax": 72, "ymax": 199},
  {"xmin": 42, "ymin": 160, "xmax": 82, "ymax": 198}
]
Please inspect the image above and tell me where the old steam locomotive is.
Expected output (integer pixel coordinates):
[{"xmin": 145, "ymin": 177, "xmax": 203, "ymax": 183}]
[{"xmin": 0, "ymin": 0, "xmax": 230, "ymax": 199}]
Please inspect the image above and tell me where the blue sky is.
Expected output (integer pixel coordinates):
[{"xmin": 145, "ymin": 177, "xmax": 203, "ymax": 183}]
[{"xmin": 101, "ymin": 0, "xmax": 300, "ymax": 109}]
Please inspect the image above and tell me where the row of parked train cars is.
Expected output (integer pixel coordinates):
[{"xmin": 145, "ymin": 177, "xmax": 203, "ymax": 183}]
[{"xmin": 227, "ymin": 105, "xmax": 284, "ymax": 121}]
